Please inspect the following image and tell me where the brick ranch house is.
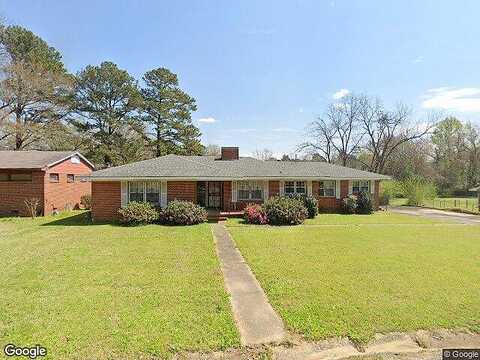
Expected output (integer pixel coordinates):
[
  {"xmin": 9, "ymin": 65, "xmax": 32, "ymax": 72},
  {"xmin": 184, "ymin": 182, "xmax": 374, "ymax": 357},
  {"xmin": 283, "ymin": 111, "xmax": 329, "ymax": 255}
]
[
  {"xmin": 90, "ymin": 147, "xmax": 390, "ymax": 221},
  {"xmin": 0, "ymin": 151, "xmax": 94, "ymax": 216}
]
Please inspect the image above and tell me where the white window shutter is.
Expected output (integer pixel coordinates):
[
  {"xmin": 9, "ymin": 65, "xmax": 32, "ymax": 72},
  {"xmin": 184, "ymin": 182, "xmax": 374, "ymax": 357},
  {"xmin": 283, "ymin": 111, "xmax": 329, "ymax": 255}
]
[
  {"xmin": 121, "ymin": 181, "xmax": 128, "ymax": 207},
  {"xmin": 161, "ymin": 181, "xmax": 167, "ymax": 208},
  {"xmin": 371, "ymin": 180, "xmax": 375, "ymax": 195},
  {"xmin": 348, "ymin": 180, "xmax": 353, "ymax": 195},
  {"xmin": 232, "ymin": 181, "xmax": 237, "ymax": 202},
  {"xmin": 307, "ymin": 181, "xmax": 312, "ymax": 197},
  {"xmin": 336, "ymin": 180, "xmax": 341, "ymax": 199},
  {"xmin": 263, "ymin": 181, "xmax": 269, "ymax": 200},
  {"xmin": 279, "ymin": 180, "xmax": 284, "ymax": 196}
]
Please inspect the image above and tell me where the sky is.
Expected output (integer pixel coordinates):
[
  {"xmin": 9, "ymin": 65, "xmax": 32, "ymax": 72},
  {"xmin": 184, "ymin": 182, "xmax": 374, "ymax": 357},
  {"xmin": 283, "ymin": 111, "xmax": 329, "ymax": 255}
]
[{"xmin": 1, "ymin": 0, "xmax": 480, "ymax": 157}]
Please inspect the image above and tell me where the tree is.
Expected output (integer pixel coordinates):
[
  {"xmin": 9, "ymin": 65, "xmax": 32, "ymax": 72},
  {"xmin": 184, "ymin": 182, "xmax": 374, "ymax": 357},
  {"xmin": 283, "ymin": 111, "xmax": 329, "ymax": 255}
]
[
  {"xmin": 357, "ymin": 96, "xmax": 436, "ymax": 173},
  {"xmin": 301, "ymin": 94, "xmax": 436, "ymax": 172},
  {"xmin": 70, "ymin": 61, "xmax": 144, "ymax": 167},
  {"xmin": 141, "ymin": 67, "xmax": 203, "ymax": 157},
  {"xmin": 431, "ymin": 117, "xmax": 467, "ymax": 193},
  {"xmin": 204, "ymin": 144, "xmax": 221, "ymax": 157},
  {"xmin": 302, "ymin": 94, "xmax": 364, "ymax": 166},
  {"xmin": 252, "ymin": 148, "xmax": 275, "ymax": 160},
  {"xmin": 0, "ymin": 25, "xmax": 70, "ymax": 150}
]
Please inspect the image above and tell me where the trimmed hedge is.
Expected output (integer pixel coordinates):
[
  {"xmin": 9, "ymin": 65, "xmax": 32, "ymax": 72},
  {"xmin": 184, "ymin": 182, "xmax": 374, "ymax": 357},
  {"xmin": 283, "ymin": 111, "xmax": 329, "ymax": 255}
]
[
  {"xmin": 287, "ymin": 194, "xmax": 319, "ymax": 219},
  {"xmin": 118, "ymin": 201, "xmax": 159, "ymax": 226},
  {"xmin": 244, "ymin": 203, "xmax": 268, "ymax": 224},
  {"xmin": 159, "ymin": 200, "xmax": 207, "ymax": 225},
  {"xmin": 263, "ymin": 196, "xmax": 308, "ymax": 225}
]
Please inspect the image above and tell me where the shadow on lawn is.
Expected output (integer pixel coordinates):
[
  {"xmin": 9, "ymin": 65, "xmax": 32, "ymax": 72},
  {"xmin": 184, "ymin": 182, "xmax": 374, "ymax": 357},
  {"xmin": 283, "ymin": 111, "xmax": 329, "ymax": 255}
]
[{"xmin": 41, "ymin": 212, "xmax": 121, "ymax": 227}]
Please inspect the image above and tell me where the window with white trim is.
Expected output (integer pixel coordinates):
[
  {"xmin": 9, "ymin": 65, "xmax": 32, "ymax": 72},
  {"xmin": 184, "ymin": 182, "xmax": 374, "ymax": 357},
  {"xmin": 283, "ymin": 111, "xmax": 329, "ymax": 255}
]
[
  {"xmin": 128, "ymin": 182, "xmax": 144, "ymax": 203},
  {"xmin": 237, "ymin": 181, "xmax": 263, "ymax": 200},
  {"xmin": 352, "ymin": 180, "xmax": 370, "ymax": 193},
  {"xmin": 284, "ymin": 181, "xmax": 306, "ymax": 195},
  {"xmin": 128, "ymin": 181, "xmax": 161, "ymax": 204},
  {"xmin": 319, "ymin": 180, "xmax": 336, "ymax": 197},
  {"xmin": 145, "ymin": 182, "xmax": 161, "ymax": 205}
]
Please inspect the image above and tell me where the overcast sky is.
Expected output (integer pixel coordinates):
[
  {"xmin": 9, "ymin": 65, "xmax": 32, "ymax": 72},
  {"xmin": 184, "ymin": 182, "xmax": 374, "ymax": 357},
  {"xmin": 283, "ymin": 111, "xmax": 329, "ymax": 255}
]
[{"xmin": 2, "ymin": 0, "xmax": 480, "ymax": 157}]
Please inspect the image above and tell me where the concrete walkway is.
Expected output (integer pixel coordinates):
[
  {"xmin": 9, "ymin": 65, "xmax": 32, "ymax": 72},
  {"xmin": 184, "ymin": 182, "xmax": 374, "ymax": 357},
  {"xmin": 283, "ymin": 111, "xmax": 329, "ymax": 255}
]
[
  {"xmin": 390, "ymin": 206, "xmax": 480, "ymax": 225},
  {"xmin": 211, "ymin": 223, "xmax": 287, "ymax": 345}
]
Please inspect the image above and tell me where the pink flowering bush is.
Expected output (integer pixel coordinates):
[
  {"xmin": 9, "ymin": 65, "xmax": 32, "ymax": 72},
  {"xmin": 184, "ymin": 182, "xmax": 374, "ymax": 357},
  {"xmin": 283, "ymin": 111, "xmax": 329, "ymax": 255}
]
[{"xmin": 243, "ymin": 204, "xmax": 268, "ymax": 224}]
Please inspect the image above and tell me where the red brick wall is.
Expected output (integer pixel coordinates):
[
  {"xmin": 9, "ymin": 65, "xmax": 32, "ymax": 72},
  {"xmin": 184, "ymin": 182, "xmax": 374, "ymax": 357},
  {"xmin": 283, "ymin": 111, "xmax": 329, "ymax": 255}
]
[
  {"xmin": 167, "ymin": 181, "xmax": 196, "ymax": 203},
  {"xmin": 221, "ymin": 147, "xmax": 239, "ymax": 160},
  {"xmin": 91, "ymin": 181, "xmax": 121, "ymax": 221},
  {"xmin": 223, "ymin": 181, "xmax": 232, "ymax": 211},
  {"xmin": 340, "ymin": 180, "xmax": 349, "ymax": 198},
  {"xmin": 44, "ymin": 158, "xmax": 92, "ymax": 215},
  {"xmin": 269, "ymin": 181, "xmax": 280, "ymax": 197},
  {"xmin": 0, "ymin": 170, "xmax": 45, "ymax": 216},
  {"xmin": 312, "ymin": 180, "xmax": 342, "ymax": 210}
]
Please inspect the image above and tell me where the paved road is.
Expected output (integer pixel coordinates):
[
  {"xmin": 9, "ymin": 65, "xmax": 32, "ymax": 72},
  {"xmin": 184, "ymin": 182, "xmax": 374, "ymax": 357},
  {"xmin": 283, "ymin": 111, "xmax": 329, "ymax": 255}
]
[{"xmin": 390, "ymin": 206, "xmax": 480, "ymax": 225}]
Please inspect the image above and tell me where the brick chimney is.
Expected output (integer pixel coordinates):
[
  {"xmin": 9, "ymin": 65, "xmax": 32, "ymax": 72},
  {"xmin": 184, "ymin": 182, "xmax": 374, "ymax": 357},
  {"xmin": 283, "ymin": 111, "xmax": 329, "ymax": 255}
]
[{"xmin": 221, "ymin": 147, "xmax": 239, "ymax": 160}]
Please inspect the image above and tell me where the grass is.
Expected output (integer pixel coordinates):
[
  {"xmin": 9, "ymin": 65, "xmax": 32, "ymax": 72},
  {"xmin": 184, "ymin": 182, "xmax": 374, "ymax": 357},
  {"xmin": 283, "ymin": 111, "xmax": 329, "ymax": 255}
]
[
  {"xmin": 390, "ymin": 197, "xmax": 479, "ymax": 213},
  {"xmin": 0, "ymin": 212, "xmax": 239, "ymax": 359},
  {"xmin": 227, "ymin": 211, "xmax": 447, "ymax": 227},
  {"xmin": 228, "ymin": 213, "xmax": 480, "ymax": 344}
]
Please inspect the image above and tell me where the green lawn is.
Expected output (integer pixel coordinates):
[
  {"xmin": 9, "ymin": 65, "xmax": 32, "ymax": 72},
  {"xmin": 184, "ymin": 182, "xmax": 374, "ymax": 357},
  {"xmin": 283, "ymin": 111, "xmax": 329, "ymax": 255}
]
[
  {"xmin": 0, "ymin": 212, "xmax": 239, "ymax": 359},
  {"xmin": 227, "ymin": 211, "xmax": 447, "ymax": 226},
  {"xmin": 228, "ymin": 214, "xmax": 480, "ymax": 344},
  {"xmin": 391, "ymin": 197, "xmax": 479, "ymax": 213}
]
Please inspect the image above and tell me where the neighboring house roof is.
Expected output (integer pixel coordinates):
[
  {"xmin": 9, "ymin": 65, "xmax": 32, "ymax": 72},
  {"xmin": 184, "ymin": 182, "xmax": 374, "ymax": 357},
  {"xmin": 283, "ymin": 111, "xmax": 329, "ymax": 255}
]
[
  {"xmin": 90, "ymin": 154, "xmax": 390, "ymax": 180},
  {"xmin": 469, "ymin": 186, "xmax": 479, "ymax": 192},
  {"xmin": 0, "ymin": 151, "xmax": 95, "ymax": 170}
]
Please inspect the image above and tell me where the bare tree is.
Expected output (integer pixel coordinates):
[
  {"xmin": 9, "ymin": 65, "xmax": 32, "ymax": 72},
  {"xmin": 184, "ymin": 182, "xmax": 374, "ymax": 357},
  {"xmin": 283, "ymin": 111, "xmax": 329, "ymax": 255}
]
[
  {"xmin": 301, "ymin": 94, "xmax": 437, "ymax": 172},
  {"xmin": 301, "ymin": 94, "xmax": 364, "ymax": 166},
  {"xmin": 299, "ymin": 117, "xmax": 336, "ymax": 163},
  {"xmin": 358, "ymin": 97, "xmax": 437, "ymax": 173},
  {"xmin": 252, "ymin": 148, "xmax": 275, "ymax": 161},
  {"xmin": 204, "ymin": 144, "xmax": 221, "ymax": 157}
]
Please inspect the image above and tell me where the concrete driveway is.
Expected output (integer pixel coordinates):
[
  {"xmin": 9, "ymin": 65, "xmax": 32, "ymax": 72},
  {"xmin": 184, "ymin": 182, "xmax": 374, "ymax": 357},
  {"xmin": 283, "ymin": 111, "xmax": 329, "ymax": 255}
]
[{"xmin": 389, "ymin": 206, "xmax": 480, "ymax": 225}]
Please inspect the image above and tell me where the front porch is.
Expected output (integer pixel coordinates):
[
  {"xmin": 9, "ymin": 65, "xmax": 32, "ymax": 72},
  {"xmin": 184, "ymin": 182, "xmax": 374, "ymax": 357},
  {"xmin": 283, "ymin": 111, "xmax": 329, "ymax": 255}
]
[{"xmin": 206, "ymin": 208, "xmax": 244, "ymax": 221}]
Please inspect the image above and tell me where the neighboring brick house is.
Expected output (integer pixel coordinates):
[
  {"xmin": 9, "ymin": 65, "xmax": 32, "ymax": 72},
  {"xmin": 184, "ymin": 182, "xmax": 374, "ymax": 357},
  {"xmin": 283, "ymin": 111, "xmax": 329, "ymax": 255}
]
[
  {"xmin": 0, "ymin": 151, "xmax": 94, "ymax": 216},
  {"xmin": 89, "ymin": 147, "xmax": 389, "ymax": 221}
]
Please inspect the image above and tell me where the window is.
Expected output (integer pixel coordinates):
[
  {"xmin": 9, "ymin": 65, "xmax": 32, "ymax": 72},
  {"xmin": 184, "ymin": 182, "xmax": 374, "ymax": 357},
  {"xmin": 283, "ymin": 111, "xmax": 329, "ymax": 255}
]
[
  {"xmin": 284, "ymin": 181, "xmax": 306, "ymax": 195},
  {"xmin": 67, "ymin": 174, "xmax": 75, "ymax": 183},
  {"xmin": 237, "ymin": 181, "xmax": 263, "ymax": 200},
  {"xmin": 145, "ymin": 182, "xmax": 160, "ymax": 204},
  {"xmin": 70, "ymin": 155, "xmax": 81, "ymax": 164},
  {"xmin": 352, "ymin": 180, "xmax": 370, "ymax": 193},
  {"xmin": 128, "ymin": 182, "xmax": 144, "ymax": 203},
  {"xmin": 0, "ymin": 174, "xmax": 9, "ymax": 182},
  {"xmin": 284, "ymin": 181, "xmax": 295, "ymax": 194},
  {"xmin": 319, "ymin": 180, "xmax": 336, "ymax": 197},
  {"xmin": 10, "ymin": 173, "xmax": 32, "ymax": 182},
  {"xmin": 49, "ymin": 173, "xmax": 59, "ymax": 183},
  {"xmin": 295, "ymin": 181, "xmax": 306, "ymax": 194}
]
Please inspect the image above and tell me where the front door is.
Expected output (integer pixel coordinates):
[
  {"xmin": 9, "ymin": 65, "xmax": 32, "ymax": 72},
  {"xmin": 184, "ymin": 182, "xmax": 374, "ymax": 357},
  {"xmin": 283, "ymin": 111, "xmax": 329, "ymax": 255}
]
[{"xmin": 207, "ymin": 182, "xmax": 222, "ymax": 209}]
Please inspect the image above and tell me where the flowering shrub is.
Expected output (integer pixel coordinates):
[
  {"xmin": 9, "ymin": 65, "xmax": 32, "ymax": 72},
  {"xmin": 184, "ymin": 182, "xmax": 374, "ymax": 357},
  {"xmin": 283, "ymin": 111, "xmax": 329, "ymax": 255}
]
[
  {"xmin": 342, "ymin": 195, "xmax": 357, "ymax": 214},
  {"xmin": 356, "ymin": 191, "xmax": 373, "ymax": 214},
  {"xmin": 118, "ymin": 201, "xmax": 159, "ymax": 225},
  {"xmin": 287, "ymin": 194, "xmax": 319, "ymax": 219},
  {"xmin": 159, "ymin": 200, "xmax": 207, "ymax": 225},
  {"xmin": 243, "ymin": 204, "xmax": 268, "ymax": 224},
  {"xmin": 263, "ymin": 196, "xmax": 307, "ymax": 225}
]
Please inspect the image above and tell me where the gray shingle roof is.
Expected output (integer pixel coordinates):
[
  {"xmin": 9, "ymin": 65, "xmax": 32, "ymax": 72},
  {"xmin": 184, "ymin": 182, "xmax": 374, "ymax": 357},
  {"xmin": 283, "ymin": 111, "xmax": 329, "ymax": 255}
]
[
  {"xmin": 0, "ymin": 151, "xmax": 94, "ymax": 169},
  {"xmin": 91, "ymin": 154, "xmax": 390, "ymax": 180}
]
